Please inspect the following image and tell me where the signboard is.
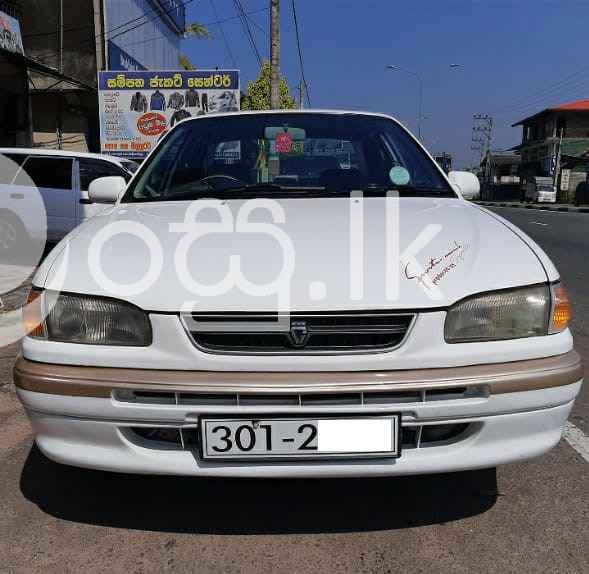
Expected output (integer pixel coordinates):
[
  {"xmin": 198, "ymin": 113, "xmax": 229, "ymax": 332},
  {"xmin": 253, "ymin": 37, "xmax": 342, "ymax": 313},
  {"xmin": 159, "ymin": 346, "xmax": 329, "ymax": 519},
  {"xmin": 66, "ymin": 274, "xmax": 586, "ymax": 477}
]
[
  {"xmin": 108, "ymin": 41, "xmax": 147, "ymax": 71},
  {"xmin": 560, "ymin": 169, "xmax": 571, "ymax": 191},
  {"xmin": 98, "ymin": 70, "xmax": 240, "ymax": 158},
  {"xmin": 0, "ymin": 10, "xmax": 24, "ymax": 55}
]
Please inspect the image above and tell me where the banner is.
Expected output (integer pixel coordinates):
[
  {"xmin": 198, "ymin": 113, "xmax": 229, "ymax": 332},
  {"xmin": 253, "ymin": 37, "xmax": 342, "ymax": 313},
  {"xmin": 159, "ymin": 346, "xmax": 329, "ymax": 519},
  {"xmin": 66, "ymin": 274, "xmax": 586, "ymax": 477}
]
[
  {"xmin": 98, "ymin": 70, "xmax": 240, "ymax": 159},
  {"xmin": 0, "ymin": 10, "xmax": 24, "ymax": 55}
]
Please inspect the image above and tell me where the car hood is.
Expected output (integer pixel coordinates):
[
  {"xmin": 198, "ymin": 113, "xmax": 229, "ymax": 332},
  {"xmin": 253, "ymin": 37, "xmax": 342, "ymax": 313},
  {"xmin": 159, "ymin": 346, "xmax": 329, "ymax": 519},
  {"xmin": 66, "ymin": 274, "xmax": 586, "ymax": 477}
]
[{"xmin": 40, "ymin": 197, "xmax": 550, "ymax": 312}]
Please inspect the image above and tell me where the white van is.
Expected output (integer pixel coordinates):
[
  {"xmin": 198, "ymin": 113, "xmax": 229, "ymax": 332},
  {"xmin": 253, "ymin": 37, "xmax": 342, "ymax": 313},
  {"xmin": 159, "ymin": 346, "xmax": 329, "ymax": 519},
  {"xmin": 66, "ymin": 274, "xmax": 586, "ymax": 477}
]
[
  {"xmin": 0, "ymin": 149, "xmax": 137, "ymax": 250},
  {"xmin": 525, "ymin": 176, "xmax": 557, "ymax": 203}
]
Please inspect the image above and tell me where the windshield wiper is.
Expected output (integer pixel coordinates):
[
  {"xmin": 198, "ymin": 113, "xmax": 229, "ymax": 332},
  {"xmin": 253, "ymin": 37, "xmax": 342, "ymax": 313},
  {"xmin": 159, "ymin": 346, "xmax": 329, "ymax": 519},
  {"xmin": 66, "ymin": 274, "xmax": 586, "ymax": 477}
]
[
  {"xmin": 360, "ymin": 184, "xmax": 455, "ymax": 197},
  {"xmin": 220, "ymin": 183, "xmax": 288, "ymax": 193}
]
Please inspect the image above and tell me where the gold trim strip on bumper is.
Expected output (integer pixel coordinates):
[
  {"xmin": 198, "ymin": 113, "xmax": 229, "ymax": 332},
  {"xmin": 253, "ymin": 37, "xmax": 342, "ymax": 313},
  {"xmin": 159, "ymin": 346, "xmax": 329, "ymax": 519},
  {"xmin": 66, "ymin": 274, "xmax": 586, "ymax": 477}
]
[{"xmin": 13, "ymin": 351, "xmax": 583, "ymax": 399}]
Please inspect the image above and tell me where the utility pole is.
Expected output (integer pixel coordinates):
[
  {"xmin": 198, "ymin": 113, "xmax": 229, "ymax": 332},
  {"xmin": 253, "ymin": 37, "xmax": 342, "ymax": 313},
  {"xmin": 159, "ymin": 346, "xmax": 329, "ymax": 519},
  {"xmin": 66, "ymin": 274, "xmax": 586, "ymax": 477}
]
[
  {"xmin": 59, "ymin": 0, "xmax": 64, "ymax": 74},
  {"xmin": 553, "ymin": 127, "xmax": 564, "ymax": 197},
  {"xmin": 471, "ymin": 114, "xmax": 493, "ymax": 166},
  {"xmin": 298, "ymin": 78, "xmax": 304, "ymax": 109},
  {"xmin": 270, "ymin": 0, "xmax": 280, "ymax": 109}
]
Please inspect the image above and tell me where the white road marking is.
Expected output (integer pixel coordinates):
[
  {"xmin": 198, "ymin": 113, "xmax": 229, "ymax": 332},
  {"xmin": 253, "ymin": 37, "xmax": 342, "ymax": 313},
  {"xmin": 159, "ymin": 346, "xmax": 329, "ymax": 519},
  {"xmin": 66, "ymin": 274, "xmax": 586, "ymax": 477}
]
[
  {"xmin": 563, "ymin": 421, "xmax": 589, "ymax": 463},
  {"xmin": 531, "ymin": 221, "xmax": 549, "ymax": 226}
]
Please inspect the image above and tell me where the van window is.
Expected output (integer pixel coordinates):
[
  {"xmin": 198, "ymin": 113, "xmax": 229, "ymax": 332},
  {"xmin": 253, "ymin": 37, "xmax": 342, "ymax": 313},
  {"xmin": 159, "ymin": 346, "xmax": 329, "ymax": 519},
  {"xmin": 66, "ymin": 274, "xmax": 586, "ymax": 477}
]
[
  {"xmin": 79, "ymin": 158, "xmax": 129, "ymax": 190},
  {"xmin": 0, "ymin": 153, "xmax": 26, "ymax": 166},
  {"xmin": 0, "ymin": 153, "xmax": 26, "ymax": 184},
  {"xmin": 16, "ymin": 157, "xmax": 73, "ymax": 190}
]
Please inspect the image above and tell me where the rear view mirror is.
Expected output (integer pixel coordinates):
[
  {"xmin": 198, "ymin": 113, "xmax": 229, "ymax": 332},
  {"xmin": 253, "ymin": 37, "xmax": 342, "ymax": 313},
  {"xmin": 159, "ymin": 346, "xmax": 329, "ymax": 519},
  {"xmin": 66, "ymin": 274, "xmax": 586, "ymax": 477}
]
[
  {"xmin": 88, "ymin": 176, "xmax": 126, "ymax": 204},
  {"xmin": 264, "ymin": 126, "xmax": 306, "ymax": 141},
  {"xmin": 448, "ymin": 171, "xmax": 480, "ymax": 200}
]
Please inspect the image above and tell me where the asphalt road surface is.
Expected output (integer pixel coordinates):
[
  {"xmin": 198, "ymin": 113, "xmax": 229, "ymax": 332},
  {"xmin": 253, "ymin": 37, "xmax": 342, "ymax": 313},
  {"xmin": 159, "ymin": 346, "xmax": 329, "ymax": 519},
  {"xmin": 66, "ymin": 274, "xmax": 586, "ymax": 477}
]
[{"xmin": 1, "ymin": 206, "xmax": 587, "ymax": 574}]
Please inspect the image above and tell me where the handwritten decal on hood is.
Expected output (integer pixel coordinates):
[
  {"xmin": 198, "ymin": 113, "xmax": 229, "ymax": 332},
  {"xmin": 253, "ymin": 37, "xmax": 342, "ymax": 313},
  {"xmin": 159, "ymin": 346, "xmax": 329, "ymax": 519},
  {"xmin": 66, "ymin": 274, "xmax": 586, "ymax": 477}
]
[{"xmin": 404, "ymin": 241, "xmax": 471, "ymax": 289}]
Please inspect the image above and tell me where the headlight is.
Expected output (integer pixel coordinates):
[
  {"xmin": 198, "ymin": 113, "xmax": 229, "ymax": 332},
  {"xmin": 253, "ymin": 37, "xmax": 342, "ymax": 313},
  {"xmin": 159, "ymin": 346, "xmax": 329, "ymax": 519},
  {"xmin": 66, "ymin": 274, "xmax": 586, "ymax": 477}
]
[
  {"xmin": 444, "ymin": 283, "xmax": 570, "ymax": 343},
  {"xmin": 25, "ymin": 290, "xmax": 152, "ymax": 346}
]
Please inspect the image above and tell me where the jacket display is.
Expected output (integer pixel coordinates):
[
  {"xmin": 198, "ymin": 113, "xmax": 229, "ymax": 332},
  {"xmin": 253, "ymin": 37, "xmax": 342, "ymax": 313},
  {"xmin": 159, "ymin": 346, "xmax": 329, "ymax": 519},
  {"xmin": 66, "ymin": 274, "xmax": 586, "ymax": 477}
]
[
  {"xmin": 170, "ymin": 109, "xmax": 191, "ymax": 127},
  {"xmin": 185, "ymin": 88, "xmax": 200, "ymax": 108},
  {"xmin": 168, "ymin": 92, "xmax": 185, "ymax": 110},
  {"xmin": 150, "ymin": 90, "xmax": 166, "ymax": 111},
  {"xmin": 130, "ymin": 92, "xmax": 148, "ymax": 113}
]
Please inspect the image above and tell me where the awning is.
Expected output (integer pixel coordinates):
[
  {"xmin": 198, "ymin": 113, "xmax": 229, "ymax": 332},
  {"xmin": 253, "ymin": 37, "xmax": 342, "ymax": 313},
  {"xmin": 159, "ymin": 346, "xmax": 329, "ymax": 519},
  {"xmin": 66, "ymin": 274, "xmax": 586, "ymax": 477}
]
[{"xmin": 0, "ymin": 46, "xmax": 95, "ymax": 91}]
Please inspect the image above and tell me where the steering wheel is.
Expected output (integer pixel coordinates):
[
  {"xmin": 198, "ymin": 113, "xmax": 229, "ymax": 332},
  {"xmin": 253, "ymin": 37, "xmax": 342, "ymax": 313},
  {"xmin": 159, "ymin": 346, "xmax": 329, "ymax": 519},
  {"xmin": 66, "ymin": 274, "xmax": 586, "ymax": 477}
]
[{"xmin": 200, "ymin": 174, "xmax": 244, "ymax": 189}]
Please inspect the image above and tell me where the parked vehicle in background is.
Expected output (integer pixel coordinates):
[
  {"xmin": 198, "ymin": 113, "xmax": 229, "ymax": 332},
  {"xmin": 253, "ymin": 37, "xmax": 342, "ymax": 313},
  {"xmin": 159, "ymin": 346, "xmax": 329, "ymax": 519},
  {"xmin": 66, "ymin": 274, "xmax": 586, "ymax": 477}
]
[
  {"xmin": 574, "ymin": 178, "xmax": 589, "ymax": 206},
  {"xmin": 525, "ymin": 176, "xmax": 557, "ymax": 203},
  {"xmin": 0, "ymin": 149, "xmax": 134, "ymax": 250}
]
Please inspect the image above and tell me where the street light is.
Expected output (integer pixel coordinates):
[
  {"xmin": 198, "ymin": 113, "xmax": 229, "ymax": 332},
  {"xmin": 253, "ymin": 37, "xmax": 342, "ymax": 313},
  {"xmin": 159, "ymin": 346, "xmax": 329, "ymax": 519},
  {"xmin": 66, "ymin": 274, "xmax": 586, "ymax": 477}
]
[{"xmin": 385, "ymin": 64, "xmax": 462, "ymax": 140}]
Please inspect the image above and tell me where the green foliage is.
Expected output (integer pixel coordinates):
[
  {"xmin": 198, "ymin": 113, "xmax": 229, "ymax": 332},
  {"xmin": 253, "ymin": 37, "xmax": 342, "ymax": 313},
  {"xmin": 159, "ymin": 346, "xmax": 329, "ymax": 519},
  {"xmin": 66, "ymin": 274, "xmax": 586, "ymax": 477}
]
[
  {"xmin": 179, "ymin": 54, "xmax": 196, "ymax": 70},
  {"xmin": 184, "ymin": 22, "xmax": 211, "ymax": 39},
  {"xmin": 241, "ymin": 61, "xmax": 297, "ymax": 110},
  {"xmin": 179, "ymin": 21, "xmax": 210, "ymax": 70}
]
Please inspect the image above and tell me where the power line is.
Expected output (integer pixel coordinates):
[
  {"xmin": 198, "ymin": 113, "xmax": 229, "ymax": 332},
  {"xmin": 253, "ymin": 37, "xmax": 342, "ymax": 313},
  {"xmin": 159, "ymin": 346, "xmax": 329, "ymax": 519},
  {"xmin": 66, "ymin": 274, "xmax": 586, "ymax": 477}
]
[
  {"xmin": 232, "ymin": 0, "xmax": 263, "ymax": 66},
  {"xmin": 116, "ymin": 7, "xmax": 269, "ymax": 53},
  {"xmin": 490, "ymin": 64, "xmax": 589, "ymax": 117},
  {"xmin": 291, "ymin": 0, "xmax": 311, "ymax": 106},
  {"xmin": 28, "ymin": 0, "xmax": 197, "ymax": 61},
  {"xmin": 108, "ymin": 0, "xmax": 198, "ymax": 44},
  {"xmin": 205, "ymin": 7, "xmax": 269, "ymax": 28},
  {"xmin": 208, "ymin": 0, "xmax": 238, "ymax": 68},
  {"xmin": 243, "ymin": 9, "xmax": 269, "ymax": 38},
  {"xmin": 25, "ymin": 0, "xmax": 194, "ymax": 41}
]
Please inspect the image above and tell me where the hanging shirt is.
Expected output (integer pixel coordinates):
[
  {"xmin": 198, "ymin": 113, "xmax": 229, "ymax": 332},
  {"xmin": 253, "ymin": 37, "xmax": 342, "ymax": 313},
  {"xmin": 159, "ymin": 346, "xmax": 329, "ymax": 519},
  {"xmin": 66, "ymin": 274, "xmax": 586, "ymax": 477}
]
[
  {"xmin": 130, "ymin": 92, "xmax": 148, "ymax": 113},
  {"xmin": 168, "ymin": 92, "xmax": 185, "ymax": 110},
  {"xmin": 170, "ymin": 109, "xmax": 192, "ymax": 128},
  {"xmin": 150, "ymin": 91, "xmax": 166, "ymax": 111},
  {"xmin": 185, "ymin": 88, "xmax": 200, "ymax": 108}
]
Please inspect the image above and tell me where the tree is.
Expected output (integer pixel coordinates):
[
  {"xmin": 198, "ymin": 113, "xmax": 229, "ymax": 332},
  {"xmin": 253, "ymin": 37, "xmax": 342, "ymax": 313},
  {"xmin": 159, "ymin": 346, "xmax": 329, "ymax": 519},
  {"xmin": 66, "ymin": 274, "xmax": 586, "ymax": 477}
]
[
  {"xmin": 184, "ymin": 22, "xmax": 211, "ymax": 39},
  {"xmin": 179, "ymin": 21, "xmax": 211, "ymax": 69},
  {"xmin": 179, "ymin": 54, "xmax": 196, "ymax": 70},
  {"xmin": 241, "ymin": 61, "xmax": 297, "ymax": 111}
]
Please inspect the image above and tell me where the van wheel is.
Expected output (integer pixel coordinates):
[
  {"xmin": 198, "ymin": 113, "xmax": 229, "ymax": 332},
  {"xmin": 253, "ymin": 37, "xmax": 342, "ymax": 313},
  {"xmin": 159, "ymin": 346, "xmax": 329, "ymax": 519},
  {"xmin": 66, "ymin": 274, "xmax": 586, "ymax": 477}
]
[{"xmin": 0, "ymin": 213, "xmax": 27, "ymax": 253}]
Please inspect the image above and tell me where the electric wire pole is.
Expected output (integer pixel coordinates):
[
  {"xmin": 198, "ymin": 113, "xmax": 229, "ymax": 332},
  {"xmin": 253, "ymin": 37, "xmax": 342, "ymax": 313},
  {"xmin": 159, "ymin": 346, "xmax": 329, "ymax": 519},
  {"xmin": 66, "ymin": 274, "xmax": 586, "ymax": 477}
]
[
  {"xmin": 298, "ymin": 79, "xmax": 304, "ymax": 109},
  {"xmin": 270, "ymin": 0, "xmax": 280, "ymax": 109},
  {"xmin": 471, "ymin": 114, "xmax": 493, "ymax": 166}
]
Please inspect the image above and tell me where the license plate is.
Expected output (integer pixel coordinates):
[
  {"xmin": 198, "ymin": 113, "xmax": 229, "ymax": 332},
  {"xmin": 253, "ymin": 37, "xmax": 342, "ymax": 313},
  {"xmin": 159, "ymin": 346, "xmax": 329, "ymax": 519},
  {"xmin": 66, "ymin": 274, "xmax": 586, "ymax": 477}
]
[{"xmin": 199, "ymin": 415, "xmax": 400, "ymax": 460}]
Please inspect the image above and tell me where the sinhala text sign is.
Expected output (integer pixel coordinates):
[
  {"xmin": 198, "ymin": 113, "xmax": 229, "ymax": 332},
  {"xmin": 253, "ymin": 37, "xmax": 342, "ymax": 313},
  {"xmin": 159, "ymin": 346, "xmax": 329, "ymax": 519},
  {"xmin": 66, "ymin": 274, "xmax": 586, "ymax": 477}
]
[{"xmin": 98, "ymin": 70, "xmax": 240, "ymax": 158}]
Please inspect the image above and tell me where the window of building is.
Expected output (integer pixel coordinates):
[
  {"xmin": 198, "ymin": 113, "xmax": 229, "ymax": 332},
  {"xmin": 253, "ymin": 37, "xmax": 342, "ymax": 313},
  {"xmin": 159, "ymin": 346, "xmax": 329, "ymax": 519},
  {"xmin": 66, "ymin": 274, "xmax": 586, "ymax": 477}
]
[
  {"xmin": 556, "ymin": 117, "xmax": 567, "ymax": 137},
  {"xmin": 78, "ymin": 159, "xmax": 130, "ymax": 190}
]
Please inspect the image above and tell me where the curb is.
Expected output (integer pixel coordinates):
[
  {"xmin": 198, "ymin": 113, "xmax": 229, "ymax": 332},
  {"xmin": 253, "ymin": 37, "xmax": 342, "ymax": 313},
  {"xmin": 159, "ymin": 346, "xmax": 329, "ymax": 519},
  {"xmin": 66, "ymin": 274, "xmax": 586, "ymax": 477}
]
[{"xmin": 475, "ymin": 201, "xmax": 589, "ymax": 214}]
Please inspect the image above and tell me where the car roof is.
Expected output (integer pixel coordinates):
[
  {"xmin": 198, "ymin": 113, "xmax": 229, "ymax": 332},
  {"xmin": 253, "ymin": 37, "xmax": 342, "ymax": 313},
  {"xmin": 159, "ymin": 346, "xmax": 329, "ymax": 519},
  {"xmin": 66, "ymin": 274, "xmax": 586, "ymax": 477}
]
[
  {"xmin": 179, "ymin": 109, "xmax": 401, "ymax": 123},
  {"xmin": 0, "ymin": 147, "xmax": 127, "ymax": 166}
]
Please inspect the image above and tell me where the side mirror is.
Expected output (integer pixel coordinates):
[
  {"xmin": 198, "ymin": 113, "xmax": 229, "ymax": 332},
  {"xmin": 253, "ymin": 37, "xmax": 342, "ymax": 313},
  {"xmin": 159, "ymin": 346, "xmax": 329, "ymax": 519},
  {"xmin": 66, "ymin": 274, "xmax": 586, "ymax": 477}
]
[
  {"xmin": 448, "ymin": 171, "xmax": 480, "ymax": 200},
  {"xmin": 88, "ymin": 176, "xmax": 126, "ymax": 204}
]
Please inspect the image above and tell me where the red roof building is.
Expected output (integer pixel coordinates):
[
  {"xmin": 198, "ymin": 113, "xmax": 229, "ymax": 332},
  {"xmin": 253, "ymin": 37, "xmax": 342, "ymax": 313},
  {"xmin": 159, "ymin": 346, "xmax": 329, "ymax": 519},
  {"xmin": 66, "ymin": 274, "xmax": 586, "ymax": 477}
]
[{"xmin": 513, "ymin": 100, "xmax": 589, "ymax": 201}]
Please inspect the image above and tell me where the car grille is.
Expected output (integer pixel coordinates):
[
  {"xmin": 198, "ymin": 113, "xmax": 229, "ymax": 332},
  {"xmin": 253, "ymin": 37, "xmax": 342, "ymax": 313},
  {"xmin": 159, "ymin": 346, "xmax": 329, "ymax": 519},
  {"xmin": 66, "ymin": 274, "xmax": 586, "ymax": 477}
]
[
  {"xmin": 182, "ymin": 311, "xmax": 415, "ymax": 355},
  {"xmin": 124, "ymin": 422, "xmax": 473, "ymax": 451},
  {"xmin": 115, "ymin": 385, "xmax": 487, "ymax": 407}
]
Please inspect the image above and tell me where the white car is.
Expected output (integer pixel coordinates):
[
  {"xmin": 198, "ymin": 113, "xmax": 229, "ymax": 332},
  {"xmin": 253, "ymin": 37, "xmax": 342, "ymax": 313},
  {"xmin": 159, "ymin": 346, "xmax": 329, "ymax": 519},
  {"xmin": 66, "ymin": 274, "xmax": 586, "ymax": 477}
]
[
  {"xmin": 0, "ymin": 148, "xmax": 136, "ymax": 250},
  {"xmin": 525, "ymin": 177, "xmax": 557, "ymax": 204},
  {"xmin": 14, "ymin": 111, "xmax": 582, "ymax": 478}
]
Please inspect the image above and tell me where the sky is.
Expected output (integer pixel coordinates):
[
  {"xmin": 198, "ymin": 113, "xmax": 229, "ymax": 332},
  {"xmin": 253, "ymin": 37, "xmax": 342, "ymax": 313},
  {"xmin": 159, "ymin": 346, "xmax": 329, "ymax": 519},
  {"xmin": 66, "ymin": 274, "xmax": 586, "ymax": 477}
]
[{"xmin": 184, "ymin": 0, "xmax": 589, "ymax": 168}]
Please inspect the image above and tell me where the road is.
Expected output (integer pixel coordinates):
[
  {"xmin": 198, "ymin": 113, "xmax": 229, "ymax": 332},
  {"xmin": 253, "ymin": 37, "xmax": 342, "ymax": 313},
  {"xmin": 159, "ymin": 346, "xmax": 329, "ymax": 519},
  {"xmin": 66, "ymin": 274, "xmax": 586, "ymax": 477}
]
[{"xmin": 0, "ymin": 206, "xmax": 587, "ymax": 574}]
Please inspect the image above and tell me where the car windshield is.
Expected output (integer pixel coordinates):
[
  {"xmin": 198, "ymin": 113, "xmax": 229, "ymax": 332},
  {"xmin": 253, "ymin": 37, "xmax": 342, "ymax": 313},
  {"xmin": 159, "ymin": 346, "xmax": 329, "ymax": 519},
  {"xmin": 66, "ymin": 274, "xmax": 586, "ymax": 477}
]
[{"xmin": 123, "ymin": 113, "xmax": 455, "ymax": 202}]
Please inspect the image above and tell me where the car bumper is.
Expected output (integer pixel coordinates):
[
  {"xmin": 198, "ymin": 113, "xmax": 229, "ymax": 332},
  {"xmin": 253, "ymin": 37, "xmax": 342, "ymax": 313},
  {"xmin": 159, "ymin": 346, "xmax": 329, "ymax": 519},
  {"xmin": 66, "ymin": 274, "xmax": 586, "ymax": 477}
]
[{"xmin": 14, "ymin": 352, "xmax": 583, "ymax": 477}]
